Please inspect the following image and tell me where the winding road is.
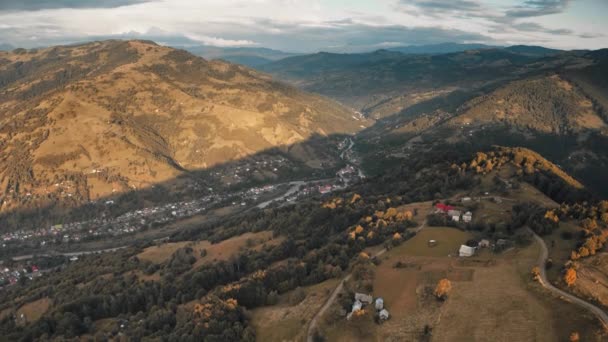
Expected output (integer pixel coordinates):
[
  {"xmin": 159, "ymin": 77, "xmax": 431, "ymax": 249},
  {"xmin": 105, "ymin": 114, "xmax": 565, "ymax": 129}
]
[{"xmin": 527, "ymin": 227, "xmax": 608, "ymax": 330}]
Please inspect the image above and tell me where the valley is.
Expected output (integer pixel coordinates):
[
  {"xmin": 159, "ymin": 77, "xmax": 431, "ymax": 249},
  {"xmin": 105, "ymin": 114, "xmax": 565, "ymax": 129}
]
[{"xmin": 0, "ymin": 39, "xmax": 607, "ymax": 342}]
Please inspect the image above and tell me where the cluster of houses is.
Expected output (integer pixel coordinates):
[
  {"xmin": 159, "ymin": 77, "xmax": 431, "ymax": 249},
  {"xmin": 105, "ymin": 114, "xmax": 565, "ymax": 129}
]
[
  {"xmin": 0, "ymin": 264, "xmax": 41, "ymax": 289},
  {"xmin": 435, "ymin": 203, "xmax": 473, "ymax": 223},
  {"xmin": 1, "ymin": 183, "xmax": 282, "ymax": 248},
  {"xmin": 347, "ymin": 292, "xmax": 390, "ymax": 322},
  {"xmin": 210, "ymin": 155, "xmax": 291, "ymax": 186}
]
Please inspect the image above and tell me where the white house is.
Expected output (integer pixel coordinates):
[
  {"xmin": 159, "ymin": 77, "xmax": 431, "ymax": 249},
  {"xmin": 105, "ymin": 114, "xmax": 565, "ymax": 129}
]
[
  {"xmin": 479, "ymin": 239, "xmax": 490, "ymax": 248},
  {"xmin": 447, "ymin": 209, "xmax": 461, "ymax": 217},
  {"xmin": 459, "ymin": 245, "xmax": 475, "ymax": 257},
  {"xmin": 462, "ymin": 211, "xmax": 473, "ymax": 223},
  {"xmin": 352, "ymin": 300, "xmax": 362, "ymax": 312},
  {"xmin": 448, "ymin": 210, "xmax": 461, "ymax": 222},
  {"xmin": 379, "ymin": 309, "xmax": 390, "ymax": 321},
  {"xmin": 355, "ymin": 293, "xmax": 373, "ymax": 305},
  {"xmin": 375, "ymin": 298, "xmax": 384, "ymax": 311}
]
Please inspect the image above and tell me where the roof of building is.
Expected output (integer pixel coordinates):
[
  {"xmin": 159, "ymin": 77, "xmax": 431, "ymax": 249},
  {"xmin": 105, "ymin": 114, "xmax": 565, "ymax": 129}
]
[
  {"xmin": 459, "ymin": 245, "xmax": 475, "ymax": 255},
  {"xmin": 435, "ymin": 203, "xmax": 455, "ymax": 212}
]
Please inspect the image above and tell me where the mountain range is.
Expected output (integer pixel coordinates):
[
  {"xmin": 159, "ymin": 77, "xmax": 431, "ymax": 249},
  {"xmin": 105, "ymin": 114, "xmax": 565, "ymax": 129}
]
[
  {"xmin": 258, "ymin": 46, "xmax": 608, "ymax": 197},
  {"xmin": 0, "ymin": 40, "xmax": 370, "ymax": 215}
]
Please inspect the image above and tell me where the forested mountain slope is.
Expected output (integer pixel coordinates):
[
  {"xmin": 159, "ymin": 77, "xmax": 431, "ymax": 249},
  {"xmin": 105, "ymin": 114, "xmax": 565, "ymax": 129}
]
[{"xmin": 0, "ymin": 40, "xmax": 371, "ymax": 214}]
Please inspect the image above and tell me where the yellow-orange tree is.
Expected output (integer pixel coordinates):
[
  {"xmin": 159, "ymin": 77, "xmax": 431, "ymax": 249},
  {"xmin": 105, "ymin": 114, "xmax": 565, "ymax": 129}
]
[
  {"xmin": 564, "ymin": 268, "xmax": 577, "ymax": 287},
  {"xmin": 434, "ymin": 278, "xmax": 452, "ymax": 300}
]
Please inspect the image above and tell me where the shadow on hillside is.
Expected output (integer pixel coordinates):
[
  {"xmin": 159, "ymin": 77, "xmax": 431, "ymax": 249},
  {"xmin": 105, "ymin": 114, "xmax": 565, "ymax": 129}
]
[
  {"xmin": 1, "ymin": 78, "xmax": 606, "ymax": 254},
  {"xmin": 0, "ymin": 132, "xmax": 353, "ymax": 233}
]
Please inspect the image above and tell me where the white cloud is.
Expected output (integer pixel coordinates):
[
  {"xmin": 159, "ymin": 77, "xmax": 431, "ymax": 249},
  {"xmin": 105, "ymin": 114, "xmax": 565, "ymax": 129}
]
[{"xmin": 0, "ymin": 0, "xmax": 605, "ymax": 51}]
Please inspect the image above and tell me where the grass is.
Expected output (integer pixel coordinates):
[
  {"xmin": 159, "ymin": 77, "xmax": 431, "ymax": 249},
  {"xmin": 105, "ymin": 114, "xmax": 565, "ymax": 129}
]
[
  {"xmin": 393, "ymin": 227, "xmax": 473, "ymax": 257},
  {"xmin": 542, "ymin": 221, "xmax": 579, "ymax": 283},
  {"xmin": 136, "ymin": 231, "xmax": 283, "ymax": 265},
  {"xmin": 319, "ymin": 226, "xmax": 606, "ymax": 341},
  {"xmin": 16, "ymin": 297, "xmax": 51, "ymax": 325},
  {"xmin": 250, "ymin": 278, "xmax": 340, "ymax": 342}
]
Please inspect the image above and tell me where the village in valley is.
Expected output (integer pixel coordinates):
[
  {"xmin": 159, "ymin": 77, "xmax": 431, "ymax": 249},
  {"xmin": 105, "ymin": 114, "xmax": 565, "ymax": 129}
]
[{"xmin": 0, "ymin": 138, "xmax": 366, "ymax": 291}]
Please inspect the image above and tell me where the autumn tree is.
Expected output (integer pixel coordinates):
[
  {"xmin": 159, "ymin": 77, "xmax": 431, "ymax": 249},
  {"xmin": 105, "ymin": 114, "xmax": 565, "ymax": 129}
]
[
  {"xmin": 564, "ymin": 268, "xmax": 577, "ymax": 287},
  {"xmin": 434, "ymin": 278, "xmax": 452, "ymax": 300},
  {"xmin": 569, "ymin": 331, "xmax": 580, "ymax": 342},
  {"xmin": 392, "ymin": 232, "xmax": 403, "ymax": 246},
  {"xmin": 531, "ymin": 266, "xmax": 541, "ymax": 281},
  {"xmin": 544, "ymin": 210, "xmax": 559, "ymax": 223}
]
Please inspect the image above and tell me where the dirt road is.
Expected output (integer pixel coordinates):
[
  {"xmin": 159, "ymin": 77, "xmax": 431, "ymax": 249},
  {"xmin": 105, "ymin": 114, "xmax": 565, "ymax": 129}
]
[
  {"xmin": 306, "ymin": 220, "xmax": 425, "ymax": 341},
  {"xmin": 528, "ymin": 227, "xmax": 608, "ymax": 330}
]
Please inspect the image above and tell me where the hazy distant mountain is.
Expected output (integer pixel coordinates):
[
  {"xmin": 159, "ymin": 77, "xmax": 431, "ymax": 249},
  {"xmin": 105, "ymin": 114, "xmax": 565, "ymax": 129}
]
[
  {"xmin": 183, "ymin": 46, "xmax": 299, "ymax": 67},
  {"xmin": 503, "ymin": 45, "xmax": 564, "ymax": 57},
  {"xmin": 259, "ymin": 49, "xmax": 404, "ymax": 79},
  {"xmin": 387, "ymin": 42, "xmax": 499, "ymax": 54},
  {"xmin": 0, "ymin": 43, "xmax": 14, "ymax": 51},
  {"xmin": 260, "ymin": 48, "xmax": 549, "ymax": 118}
]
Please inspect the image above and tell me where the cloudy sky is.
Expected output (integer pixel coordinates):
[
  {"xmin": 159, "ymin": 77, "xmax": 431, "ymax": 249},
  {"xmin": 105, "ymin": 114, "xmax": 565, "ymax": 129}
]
[{"xmin": 0, "ymin": 0, "xmax": 606, "ymax": 52}]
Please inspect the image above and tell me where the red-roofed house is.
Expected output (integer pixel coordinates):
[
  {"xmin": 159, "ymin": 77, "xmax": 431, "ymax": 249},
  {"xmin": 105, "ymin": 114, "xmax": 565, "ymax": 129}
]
[{"xmin": 435, "ymin": 203, "xmax": 455, "ymax": 213}]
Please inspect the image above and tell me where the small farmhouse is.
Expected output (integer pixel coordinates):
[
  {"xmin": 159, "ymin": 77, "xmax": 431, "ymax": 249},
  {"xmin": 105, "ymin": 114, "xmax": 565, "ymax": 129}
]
[
  {"xmin": 435, "ymin": 203, "xmax": 454, "ymax": 213},
  {"xmin": 448, "ymin": 210, "xmax": 461, "ymax": 222},
  {"xmin": 462, "ymin": 211, "xmax": 473, "ymax": 223},
  {"xmin": 459, "ymin": 245, "xmax": 475, "ymax": 257},
  {"xmin": 355, "ymin": 293, "xmax": 373, "ymax": 305},
  {"xmin": 375, "ymin": 297, "xmax": 384, "ymax": 310},
  {"xmin": 479, "ymin": 239, "xmax": 490, "ymax": 248},
  {"xmin": 379, "ymin": 309, "xmax": 390, "ymax": 321}
]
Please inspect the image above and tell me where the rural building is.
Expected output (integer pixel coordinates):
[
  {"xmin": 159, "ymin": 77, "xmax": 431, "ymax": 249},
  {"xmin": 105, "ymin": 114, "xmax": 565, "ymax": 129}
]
[
  {"xmin": 355, "ymin": 293, "xmax": 373, "ymax": 305},
  {"xmin": 462, "ymin": 211, "xmax": 473, "ymax": 223},
  {"xmin": 448, "ymin": 209, "xmax": 461, "ymax": 217},
  {"xmin": 461, "ymin": 197, "xmax": 472, "ymax": 203},
  {"xmin": 435, "ymin": 203, "xmax": 454, "ymax": 213},
  {"xmin": 375, "ymin": 297, "xmax": 384, "ymax": 310},
  {"xmin": 379, "ymin": 309, "xmax": 390, "ymax": 321},
  {"xmin": 459, "ymin": 245, "xmax": 475, "ymax": 257},
  {"xmin": 352, "ymin": 299, "xmax": 362, "ymax": 312},
  {"xmin": 479, "ymin": 239, "xmax": 490, "ymax": 248},
  {"xmin": 319, "ymin": 185, "xmax": 332, "ymax": 194}
]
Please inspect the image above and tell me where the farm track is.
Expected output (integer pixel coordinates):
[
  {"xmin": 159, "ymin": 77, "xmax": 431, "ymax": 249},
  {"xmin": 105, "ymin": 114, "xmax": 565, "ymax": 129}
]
[
  {"xmin": 306, "ymin": 220, "xmax": 426, "ymax": 341},
  {"xmin": 528, "ymin": 227, "xmax": 608, "ymax": 330}
]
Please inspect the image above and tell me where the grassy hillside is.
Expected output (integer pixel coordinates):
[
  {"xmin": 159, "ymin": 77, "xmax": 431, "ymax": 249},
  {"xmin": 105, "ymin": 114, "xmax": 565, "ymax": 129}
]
[{"xmin": 0, "ymin": 40, "xmax": 371, "ymax": 215}]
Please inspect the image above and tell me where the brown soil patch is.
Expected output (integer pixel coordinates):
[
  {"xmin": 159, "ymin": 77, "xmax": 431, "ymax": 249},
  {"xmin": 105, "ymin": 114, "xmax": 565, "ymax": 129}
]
[
  {"xmin": 137, "ymin": 231, "xmax": 284, "ymax": 267},
  {"xmin": 16, "ymin": 297, "xmax": 51, "ymax": 325}
]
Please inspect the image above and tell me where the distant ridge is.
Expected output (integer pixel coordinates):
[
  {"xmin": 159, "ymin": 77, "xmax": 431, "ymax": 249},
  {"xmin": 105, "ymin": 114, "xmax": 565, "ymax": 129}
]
[
  {"xmin": 504, "ymin": 45, "xmax": 563, "ymax": 57},
  {"xmin": 387, "ymin": 42, "xmax": 499, "ymax": 54},
  {"xmin": 183, "ymin": 45, "xmax": 299, "ymax": 67},
  {"xmin": 0, "ymin": 43, "xmax": 14, "ymax": 51}
]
